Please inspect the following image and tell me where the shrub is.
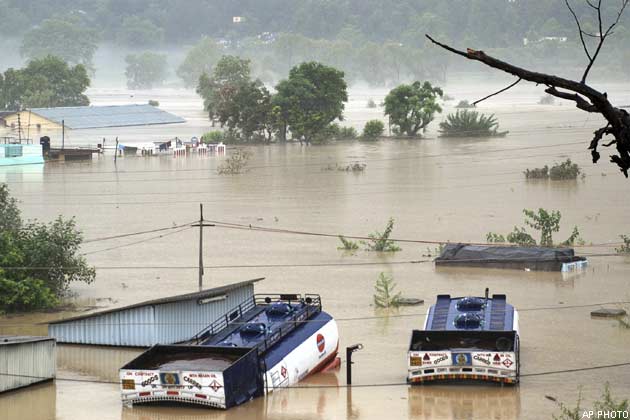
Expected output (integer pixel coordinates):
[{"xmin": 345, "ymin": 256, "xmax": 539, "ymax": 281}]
[
  {"xmin": 486, "ymin": 232, "xmax": 506, "ymax": 243},
  {"xmin": 438, "ymin": 110, "xmax": 507, "ymax": 138},
  {"xmin": 338, "ymin": 236, "xmax": 359, "ymax": 250},
  {"xmin": 201, "ymin": 131, "xmax": 225, "ymax": 144},
  {"xmin": 148, "ymin": 99, "xmax": 159, "ymax": 107},
  {"xmin": 525, "ymin": 159, "xmax": 581, "ymax": 180},
  {"xmin": 338, "ymin": 162, "xmax": 366, "ymax": 172},
  {"xmin": 550, "ymin": 383, "xmax": 628, "ymax": 420},
  {"xmin": 524, "ymin": 165, "xmax": 549, "ymax": 179},
  {"xmin": 363, "ymin": 218, "xmax": 401, "ymax": 252},
  {"xmin": 217, "ymin": 149, "xmax": 252, "ymax": 175},
  {"xmin": 339, "ymin": 126, "xmax": 358, "ymax": 139},
  {"xmin": 616, "ymin": 234, "xmax": 630, "ymax": 253},
  {"xmin": 506, "ymin": 227, "xmax": 537, "ymax": 246},
  {"xmin": 373, "ymin": 273, "xmax": 401, "ymax": 308},
  {"xmin": 363, "ymin": 120, "xmax": 384, "ymax": 139},
  {"xmin": 0, "ymin": 277, "xmax": 58, "ymax": 313},
  {"xmin": 549, "ymin": 159, "xmax": 581, "ymax": 180},
  {"xmin": 367, "ymin": 98, "xmax": 377, "ymax": 108},
  {"xmin": 455, "ymin": 100, "xmax": 474, "ymax": 108}
]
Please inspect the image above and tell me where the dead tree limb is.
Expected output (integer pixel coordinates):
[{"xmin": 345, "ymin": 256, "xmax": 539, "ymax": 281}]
[
  {"xmin": 473, "ymin": 78, "xmax": 521, "ymax": 106},
  {"xmin": 425, "ymin": 31, "xmax": 630, "ymax": 177}
]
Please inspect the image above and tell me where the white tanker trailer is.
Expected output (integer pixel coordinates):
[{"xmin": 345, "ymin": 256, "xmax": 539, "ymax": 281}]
[{"xmin": 120, "ymin": 294, "xmax": 339, "ymax": 409}]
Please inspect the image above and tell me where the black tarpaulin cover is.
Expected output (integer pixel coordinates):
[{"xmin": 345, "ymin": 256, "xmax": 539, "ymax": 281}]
[{"xmin": 436, "ymin": 243, "xmax": 576, "ymax": 262}]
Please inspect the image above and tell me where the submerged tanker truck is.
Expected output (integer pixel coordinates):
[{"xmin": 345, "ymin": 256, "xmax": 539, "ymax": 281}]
[
  {"xmin": 407, "ymin": 291, "xmax": 520, "ymax": 384},
  {"xmin": 120, "ymin": 294, "xmax": 339, "ymax": 409}
]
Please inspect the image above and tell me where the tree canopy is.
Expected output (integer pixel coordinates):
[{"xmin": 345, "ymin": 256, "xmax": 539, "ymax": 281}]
[
  {"xmin": 0, "ymin": 184, "xmax": 95, "ymax": 313},
  {"xmin": 384, "ymin": 81, "xmax": 443, "ymax": 137},
  {"xmin": 0, "ymin": 56, "xmax": 90, "ymax": 110},
  {"xmin": 274, "ymin": 62, "xmax": 348, "ymax": 144},
  {"xmin": 20, "ymin": 14, "xmax": 99, "ymax": 70},
  {"xmin": 125, "ymin": 52, "xmax": 168, "ymax": 90}
]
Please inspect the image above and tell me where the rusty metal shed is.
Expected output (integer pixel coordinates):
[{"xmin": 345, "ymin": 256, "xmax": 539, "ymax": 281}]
[{"xmin": 48, "ymin": 278, "xmax": 263, "ymax": 347}]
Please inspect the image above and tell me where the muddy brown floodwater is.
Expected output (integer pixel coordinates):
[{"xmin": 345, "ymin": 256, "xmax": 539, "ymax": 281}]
[{"xmin": 1, "ymin": 82, "xmax": 630, "ymax": 419}]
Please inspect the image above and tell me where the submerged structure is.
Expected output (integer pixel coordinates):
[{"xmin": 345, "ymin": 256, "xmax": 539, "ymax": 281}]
[
  {"xmin": 407, "ymin": 291, "xmax": 520, "ymax": 384},
  {"xmin": 0, "ymin": 138, "xmax": 44, "ymax": 166},
  {"xmin": 434, "ymin": 243, "xmax": 587, "ymax": 272},
  {"xmin": 0, "ymin": 336, "xmax": 56, "ymax": 393},
  {"xmin": 120, "ymin": 293, "xmax": 339, "ymax": 409}
]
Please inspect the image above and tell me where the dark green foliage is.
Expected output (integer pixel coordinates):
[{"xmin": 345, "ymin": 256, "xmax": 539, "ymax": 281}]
[
  {"xmin": 274, "ymin": 62, "xmax": 348, "ymax": 144},
  {"xmin": 197, "ymin": 56, "xmax": 274, "ymax": 143},
  {"xmin": 20, "ymin": 15, "xmax": 99, "ymax": 70},
  {"xmin": 524, "ymin": 208, "xmax": 561, "ymax": 247},
  {"xmin": 549, "ymin": 159, "xmax": 581, "ymax": 180},
  {"xmin": 148, "ymin": 100, "xmax": 159, "ymax": 107},
  {"xmin": 384, "ymin": 81, "xmax": 443, "ymax": 137},
  {"xmin": 486, "ymin": 232, "xmax": 506, "ymax": 243},
  {"xmin": 616, "ymin": 234, "xmax": 630, "ymax": 253},
  {"xmin": 487, "ymin": 208, "xmax": 582, "ymax": 247},
  {"xmin": 438, "ymin": 110, "xmax": 507, "ymax": 138},
  {"xmin": 362, "ymin": 120, "xmax": 385, "ymax": 139},
  {"xmin": 339, "ymin": 126, "xmax": 358, "ymax": 139},
  {"xmin": 0, "ymin": 184, "xmax": 94, "ymax": 313},
  {"xmin": 525, "ymin": 159, "xmax": 581, "ymax": 180},
  {"xmin": 201, "ymin": 131, "xmax": 226, "ymax": 144},
  {"xmin": 506, "ymin": 227, "xmax": 537, "ymax": 246},
  {"xmin": 373, "ymin": 273, "xmax": 401, "ymax": 308},
  {"xmin": 1, "ymin": 56, "xmax": 90, "ymax": 110},
  {"xmin": 364, "ymin": 218, "xmax": 401, "ymax": 252},
  {"xmin": 524, "ymin": 165, "xmax": 549, "ymax": 179},
  {"xmin": 338, "ymin": 236, "xmax": 359, "ymax": 250},
  {"xmin": 125, "ymin": 52, "xmax": 168, "ymax": 90}
]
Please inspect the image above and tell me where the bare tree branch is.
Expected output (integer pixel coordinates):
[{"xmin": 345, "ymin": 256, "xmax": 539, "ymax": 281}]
[
  {"xmin": 424, "ymin": 34, "xmax": 630, "ymax": 177},
  {"xmin": 565, "ymin": 0, "xmax": 593, "ymax": 61},
  {"xmin": 544, "ymin": 87, "xmax": 598, "ymax": 112},
  {"xmin": 472, "ymin": 78, "xmax": 521, "ymax": 106}
]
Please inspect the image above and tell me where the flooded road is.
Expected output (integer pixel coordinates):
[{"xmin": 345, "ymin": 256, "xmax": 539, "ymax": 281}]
[{"xmin": 1, "ymin": 82, "xmax": 630, "ymax": 419}]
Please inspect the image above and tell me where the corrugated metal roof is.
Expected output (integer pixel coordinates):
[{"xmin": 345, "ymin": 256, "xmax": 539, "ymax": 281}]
[
  {"xmin": 0, "ymin": 335, "xmax": 55, "ymax": 346},
  {"xmin": 27, "ymin": 104, "xmax": 185, "ymax": 129},
  {"xmin": 48, "ymin": 278, "xmax": 264, "ymax": 325}
]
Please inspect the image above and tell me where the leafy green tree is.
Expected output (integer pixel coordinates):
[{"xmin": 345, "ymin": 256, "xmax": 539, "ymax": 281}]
[
  {"xmin": 274, "ymin": 61, "xmax": 348, "ymax": 144},
  {"xmin": 117, "ymin": 16, "xmax": 164, "ymax": 47},
  {"xmin": 373, "ymin": 273, "xmax": 402, "ymax": 308},
  {"xmin": 125, "ymin": 52, "xmax": 168, "ymax": 89},
  {"xmin": 363, "ymin": 120, "xmax": 385, "ymax": 139},
  {"xmin": 384, "ymin": 81, "xmax": 443, "ymax": 137},
  {"xmin": 20, "ymin": 15, "xmax": 99, "ymax": 70},
  {"xmin": 177, "ymin": 37, "xmax": 222, "ymax": 88},
  {"xmin": 524, "ymin": 208, "xmax": 561, "ymax": 247},
  {"xmin": 1, "ymin": 56, "xmax": 90, "ymax": 110},
  {"xmin": 0, "ymin": 184, "xmax": 95, "ymax": 312},
  {"xmin": 363, "ymin": 218, "xmax": 401, "ymax": 252}
]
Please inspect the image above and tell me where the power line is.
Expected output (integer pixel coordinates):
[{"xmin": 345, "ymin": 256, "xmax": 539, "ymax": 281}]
[
  {"xmin": 82, "ymin": 226, "xmax": 192, "ymax": 256},
  {"xmin": 83, "ymin": 221, "xmax": 196, "ymax": 244}
]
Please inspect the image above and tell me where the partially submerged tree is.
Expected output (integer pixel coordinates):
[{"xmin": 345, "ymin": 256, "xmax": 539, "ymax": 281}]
[
  {"xmin": 427, "ymin": 0, "xmax": 630, "ymax": 177},
  {"xmin": 384, "ymin": 81, "xmax": 443, "ymax": 137},
  {"xmin": 125, "ymin": 52, "xmax": 168, "ymax": 90},
  {"xmin": 439, "ymin": 110, "xmax": 507, "ymax": 138},
  {"xmin": 1, "ymin": 56, "xmax": 90, "ymax": 110}
]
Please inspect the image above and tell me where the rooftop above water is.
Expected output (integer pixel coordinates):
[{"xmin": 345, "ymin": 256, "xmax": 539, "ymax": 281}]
[{"xmin": 426, "ymin": 295, "xmax": 515, "ymax": 332}]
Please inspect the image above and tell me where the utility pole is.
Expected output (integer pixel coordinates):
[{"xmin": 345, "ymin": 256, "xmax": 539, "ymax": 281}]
[
  {"xmin": 62, "ymin": 119, "xmax": 65, "ymax": 150},
  {"xmin": 192, "ymin": 204, "xmax": 214, "ymax": 291}
]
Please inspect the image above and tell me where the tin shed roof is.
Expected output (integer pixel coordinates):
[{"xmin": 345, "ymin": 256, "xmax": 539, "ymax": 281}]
[
  {"xmin": 27, "ymin": 104, "xmax": 185, "ymax": 129},
  {"xmin": 48, "ymin": 278, "xmax": 264, "ymax": 325}
]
